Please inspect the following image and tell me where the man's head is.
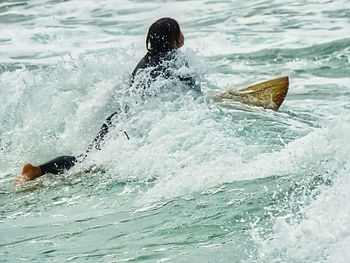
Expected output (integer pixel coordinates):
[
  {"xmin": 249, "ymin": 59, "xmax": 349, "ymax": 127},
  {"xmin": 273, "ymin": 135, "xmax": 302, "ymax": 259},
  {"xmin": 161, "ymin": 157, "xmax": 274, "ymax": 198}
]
[{"xmin": 146, "ymin": 17, "xmax": 184, "ymax": 52}]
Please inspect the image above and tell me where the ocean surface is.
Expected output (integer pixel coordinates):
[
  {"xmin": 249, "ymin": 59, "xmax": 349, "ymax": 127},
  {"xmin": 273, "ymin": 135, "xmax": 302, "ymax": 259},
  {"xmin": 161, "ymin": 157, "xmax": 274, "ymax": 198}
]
[{"xmin": 1, "ymin": 0, "xmax": 350, "ymax": 262}]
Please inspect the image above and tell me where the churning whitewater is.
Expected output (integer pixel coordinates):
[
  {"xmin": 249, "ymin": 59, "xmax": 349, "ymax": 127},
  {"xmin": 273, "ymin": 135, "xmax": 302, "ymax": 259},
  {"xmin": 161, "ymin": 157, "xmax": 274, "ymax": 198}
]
[{"xmin": 1, "ymin": 0, "xmax": 350, "ymax": 262}]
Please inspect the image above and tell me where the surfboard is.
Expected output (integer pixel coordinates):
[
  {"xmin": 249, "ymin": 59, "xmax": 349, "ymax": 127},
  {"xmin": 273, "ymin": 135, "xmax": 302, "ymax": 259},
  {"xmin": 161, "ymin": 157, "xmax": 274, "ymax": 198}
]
[{"xmin": 209, "ymin": 76, "xmax": 289, "ymax": 111}]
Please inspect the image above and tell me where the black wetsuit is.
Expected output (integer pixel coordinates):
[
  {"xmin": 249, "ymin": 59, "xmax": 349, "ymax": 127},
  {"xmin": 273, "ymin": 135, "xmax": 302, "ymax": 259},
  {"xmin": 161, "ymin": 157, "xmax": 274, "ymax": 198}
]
[{"xmin": 39, "ymin": 50, "xmax": 198, "ymax": 176}]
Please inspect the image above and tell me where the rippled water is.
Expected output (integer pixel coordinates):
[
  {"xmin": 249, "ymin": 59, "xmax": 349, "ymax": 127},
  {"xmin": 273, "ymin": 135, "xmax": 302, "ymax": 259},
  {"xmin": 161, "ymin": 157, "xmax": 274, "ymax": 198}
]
[{"xmin": 1, "ymin": 0, "xmax": 350, "ymax": 262}]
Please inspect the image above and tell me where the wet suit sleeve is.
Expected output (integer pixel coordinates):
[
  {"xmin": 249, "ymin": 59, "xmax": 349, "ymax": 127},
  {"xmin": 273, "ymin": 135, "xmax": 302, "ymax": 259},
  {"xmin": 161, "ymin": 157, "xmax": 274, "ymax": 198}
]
[
  {"xmin": 178, "ymin": 75, "xmax": 201, "ymax": 92},
  {"xmin": 37, "ymin": 112, "xmax": 120, "ymax": 176},
  {"xmin": 131, "ymin": 54, "xmax": 149, "ymax": 79},
  {"xmin": 176, "ymin": 55, "xmax": 201, "ymax": 92},
  {"xmin": 86, "ymin": 111, "xmax": 119, "ymax": 152},
  {"xmin": 86, "ymin": 54, "xmax": 149, "ymax": 152}
]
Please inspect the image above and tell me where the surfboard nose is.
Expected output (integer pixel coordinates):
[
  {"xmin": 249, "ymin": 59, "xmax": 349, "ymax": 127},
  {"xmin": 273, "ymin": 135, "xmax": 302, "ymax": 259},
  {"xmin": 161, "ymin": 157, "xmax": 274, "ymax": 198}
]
[{"xmin": 210, "ymin": 76, "xmax": 289, "ymax": 111}]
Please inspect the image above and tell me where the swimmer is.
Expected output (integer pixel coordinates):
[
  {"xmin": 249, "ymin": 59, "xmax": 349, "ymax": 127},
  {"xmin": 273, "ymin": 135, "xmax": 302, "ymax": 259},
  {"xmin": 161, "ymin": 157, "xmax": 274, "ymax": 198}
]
[{"xmin": 14, "ymin": 17, "xmax": 198, "ymax": 185}]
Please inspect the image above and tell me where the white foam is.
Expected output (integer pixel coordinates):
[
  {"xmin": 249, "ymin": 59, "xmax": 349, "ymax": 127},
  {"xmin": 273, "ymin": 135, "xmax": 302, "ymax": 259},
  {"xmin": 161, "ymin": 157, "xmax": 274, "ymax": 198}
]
[{"xmin": 253, "ymin": 118, "xmax": 350, "ymax": 262}]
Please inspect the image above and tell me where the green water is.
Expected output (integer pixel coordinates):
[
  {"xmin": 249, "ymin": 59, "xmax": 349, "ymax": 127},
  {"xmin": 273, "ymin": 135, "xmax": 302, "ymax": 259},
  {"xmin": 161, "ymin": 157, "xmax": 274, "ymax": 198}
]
[{"xmin": 1, "ymin": 0, "xmax": 350, "ymax": 262}]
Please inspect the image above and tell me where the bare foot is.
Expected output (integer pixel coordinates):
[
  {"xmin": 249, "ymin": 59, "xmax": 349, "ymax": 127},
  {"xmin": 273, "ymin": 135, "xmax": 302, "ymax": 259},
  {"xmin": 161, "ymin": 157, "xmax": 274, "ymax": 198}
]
[{"xmin": 14, "ymin": 163, "xmax": 42, "ymax": 185}]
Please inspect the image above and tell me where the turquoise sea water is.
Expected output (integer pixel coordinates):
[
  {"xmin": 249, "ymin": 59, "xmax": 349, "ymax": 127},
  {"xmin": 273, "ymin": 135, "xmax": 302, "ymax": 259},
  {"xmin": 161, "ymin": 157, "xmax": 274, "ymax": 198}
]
[{"xmin": 1, "ymin": 0, "xmax": 350, "ymax": 262}]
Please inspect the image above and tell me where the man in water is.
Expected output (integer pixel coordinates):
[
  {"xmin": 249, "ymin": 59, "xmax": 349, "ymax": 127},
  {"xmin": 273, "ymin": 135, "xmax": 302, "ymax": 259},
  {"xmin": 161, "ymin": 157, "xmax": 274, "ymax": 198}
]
[{"xmin": 14, "ymin": 17, "xmax": 198, "ymax": 185}]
